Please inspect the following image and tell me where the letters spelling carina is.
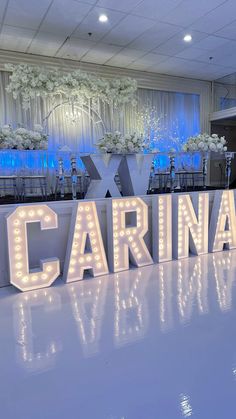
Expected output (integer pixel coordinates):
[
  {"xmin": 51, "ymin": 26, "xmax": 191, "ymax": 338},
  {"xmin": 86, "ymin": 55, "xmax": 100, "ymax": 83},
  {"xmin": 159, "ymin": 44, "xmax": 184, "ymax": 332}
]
[{"xmin": 6, "ymin": 190, "xmax": 236, "ymax": 292}]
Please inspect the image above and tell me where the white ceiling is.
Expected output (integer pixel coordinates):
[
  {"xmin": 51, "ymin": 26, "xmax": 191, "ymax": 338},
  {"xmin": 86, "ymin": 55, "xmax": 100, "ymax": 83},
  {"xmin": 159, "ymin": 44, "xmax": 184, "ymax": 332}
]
[{"xmin": 0, "ymin": 0, "xmax": 236, "ymax": 80}]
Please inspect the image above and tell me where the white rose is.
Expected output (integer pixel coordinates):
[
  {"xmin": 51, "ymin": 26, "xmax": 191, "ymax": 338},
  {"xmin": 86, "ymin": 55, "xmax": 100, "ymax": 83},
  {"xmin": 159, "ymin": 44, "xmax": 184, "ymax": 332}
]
[
  {"xmin": 34, "ymin": 124, "xmax": 43, "ymax": 133},
  {"xmin": 209, "ymin": 143, "xmax": 216, "ymax": 151},
  {"xmin": 217, "ymin": 143, "xmax": 223, "ymax": 150},
  {"xmin": 15, "ymin": 134, "xmax": 23, "ymax": 142},
  {"xmin": 30, "ymin": 132, "xmax": 41, "ymax": 141},
  {"xmin": 2, "ymin": 127, "xmax": 11, "ymax": 135},
  {"xmin": 46, "ymin": 81, "xmax": 54, "ymax": 91},
  {"xmin": 15, "ymin": 128, "xmax": 27, "ymax": 135},
  {"xmin": 223, "ymin": 146, "xmax": 227, "ymax": 151},
  {"xmin": 23, "ymin": 139, "xmax": 32, "ymax": 148}
]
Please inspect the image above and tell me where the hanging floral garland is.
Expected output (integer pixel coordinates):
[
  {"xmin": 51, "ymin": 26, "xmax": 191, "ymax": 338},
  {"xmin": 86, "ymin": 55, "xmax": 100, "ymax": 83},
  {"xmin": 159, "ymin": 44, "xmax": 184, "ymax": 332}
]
[{"xmin": 5, "ymin": 64, "xmax": 137, "ymax": 110}]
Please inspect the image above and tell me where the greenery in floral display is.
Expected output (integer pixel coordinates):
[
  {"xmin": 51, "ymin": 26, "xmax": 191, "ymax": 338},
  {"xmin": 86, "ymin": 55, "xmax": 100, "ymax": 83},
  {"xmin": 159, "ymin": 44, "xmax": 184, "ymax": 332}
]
[
  {"xmin": 0, "ymin": 124, "xmax": 48, "ymax": 150},
  {"xmin": 96, "ymin": 131, "xmax": 149, "ymax": 153},
  {"xmin": 5, "ymin": 64, "xmax": 137, "ymax": 109},
  {"xmin": 183, "ymin": 133, "xmax": 227, "ymax": 152}
]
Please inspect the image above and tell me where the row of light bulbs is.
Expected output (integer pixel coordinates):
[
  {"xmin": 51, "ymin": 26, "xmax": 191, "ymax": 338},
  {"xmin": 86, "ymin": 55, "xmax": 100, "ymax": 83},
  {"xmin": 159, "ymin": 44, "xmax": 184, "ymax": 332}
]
[{"xmin": 6, "ymin": 191, "xmax": 236, "ymax": 292}]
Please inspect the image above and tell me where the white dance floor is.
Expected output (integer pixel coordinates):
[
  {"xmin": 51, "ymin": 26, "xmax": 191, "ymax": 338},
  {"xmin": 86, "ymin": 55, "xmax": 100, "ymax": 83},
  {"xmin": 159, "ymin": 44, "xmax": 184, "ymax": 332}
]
[{"xmin": 1, "ymin": 250, "xmax": 236, "ymax": 419}]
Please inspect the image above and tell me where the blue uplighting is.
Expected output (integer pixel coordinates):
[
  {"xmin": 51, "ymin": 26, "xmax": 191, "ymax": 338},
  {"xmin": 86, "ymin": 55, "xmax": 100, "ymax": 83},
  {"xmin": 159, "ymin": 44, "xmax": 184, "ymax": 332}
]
[
  {"xmin": 148, "ymin": 92, "xmax": 200, "ymax": 169},
  {"xmin": 0, "ymin": 150, "xmax": 86, "ymax": 174},
  {"xmin": 0, "ymin": 92, "xmax": 201, "ymax": 173}
]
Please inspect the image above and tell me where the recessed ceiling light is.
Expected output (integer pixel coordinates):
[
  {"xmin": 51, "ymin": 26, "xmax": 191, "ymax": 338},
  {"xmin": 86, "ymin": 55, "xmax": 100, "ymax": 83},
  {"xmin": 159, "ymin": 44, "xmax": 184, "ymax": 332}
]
[
  {"xmin": 183, "ymin": 34, "xmax": 192, "ymax": 42},
  {"xmin": 99, "ymin": 14, "xmax": 108, "ymax": 23}
]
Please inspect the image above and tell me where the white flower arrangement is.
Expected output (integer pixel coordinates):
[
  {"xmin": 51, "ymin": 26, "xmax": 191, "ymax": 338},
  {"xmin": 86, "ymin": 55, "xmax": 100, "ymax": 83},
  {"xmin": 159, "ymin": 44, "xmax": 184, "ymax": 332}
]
[
  {"xmin": 0, "ymin": 124, "xmax": 48, "ymax": 150},
  {"xmin": 183, "ymin": 133, "xmax": 227, "ymax": 153},
  {"xmin": 5, "ymin": 64, "xmax": 137, "ymax": 109},
  {"xmin": 96, "ymin": 132, "xmax": 148, "ymax": 154}
]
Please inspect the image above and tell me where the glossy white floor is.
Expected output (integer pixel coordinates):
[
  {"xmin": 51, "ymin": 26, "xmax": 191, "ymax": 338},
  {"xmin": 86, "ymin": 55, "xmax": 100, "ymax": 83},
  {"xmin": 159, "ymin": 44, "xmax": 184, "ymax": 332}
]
[{"xmin": 1, "ymin": 251, "xmax": 236, "ymax": 419}]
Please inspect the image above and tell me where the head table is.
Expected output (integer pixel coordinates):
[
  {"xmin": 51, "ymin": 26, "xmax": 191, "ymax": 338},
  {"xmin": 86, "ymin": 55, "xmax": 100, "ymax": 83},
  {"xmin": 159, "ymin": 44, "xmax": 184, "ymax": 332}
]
[{"xmin": 0, "ymin": 150, "xmax": 233, "ymax": 199}]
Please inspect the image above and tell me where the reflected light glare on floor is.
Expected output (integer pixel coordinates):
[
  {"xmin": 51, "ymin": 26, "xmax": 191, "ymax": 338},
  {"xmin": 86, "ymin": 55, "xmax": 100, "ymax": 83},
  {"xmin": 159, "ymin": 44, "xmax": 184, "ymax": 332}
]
[
  {"xmin": 180, "ymin": 394, "xmax": 193, "ymax": 417},
  {"xmin": 1, "ymin": 250, "xmax": 236, "ymax": 418}
]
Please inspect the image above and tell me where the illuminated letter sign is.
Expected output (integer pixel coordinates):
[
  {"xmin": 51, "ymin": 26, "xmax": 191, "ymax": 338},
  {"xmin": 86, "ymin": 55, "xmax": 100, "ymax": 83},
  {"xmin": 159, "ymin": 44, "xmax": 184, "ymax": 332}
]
[
  {"xmin": 173, "ymin": 193, "xmax": 209, "ymax": 259},
  {"xmin": 107, "ymin": 197, "xmax": 153, "ymax": 272},
  {"xmin": 6, "ymin": 205, "xmax": 60, "ymax": 292},
  {"xmin": 209, "ymin": 190, "xmax": 236, "ymax": 252},
  {"xmin": 152, "ymin": 194, "xmax": 172, "ymax": 262},
  {"xmin": 5, "ymin": 190, "xmax": 236, "ymax": 293},
  {"xmin": 64, "ymin": 201, "xmax": 108, "ymax": 282}
]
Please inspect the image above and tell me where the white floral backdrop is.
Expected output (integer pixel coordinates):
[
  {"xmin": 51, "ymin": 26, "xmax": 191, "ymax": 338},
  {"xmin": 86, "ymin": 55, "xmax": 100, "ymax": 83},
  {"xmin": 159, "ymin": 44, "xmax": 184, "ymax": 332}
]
[{"xmin": 0, "ymin": 70, "xmax": 200, "ymax": 153}]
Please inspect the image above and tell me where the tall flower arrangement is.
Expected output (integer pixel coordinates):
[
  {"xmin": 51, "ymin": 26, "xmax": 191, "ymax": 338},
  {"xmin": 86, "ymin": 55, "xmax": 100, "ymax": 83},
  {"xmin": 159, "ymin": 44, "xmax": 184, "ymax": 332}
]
[
  {"xmin": 5, "ymin": 64, "xmax": 137, "ymax": 109},
  {"xmin": 183, "ymin": 133, "xmax": 227, "ymax": 152},
  {"xmin": 134, "ymin": 104, "xmax": 184, "ymax": 152},
  {"xmin": 0, "ymin": 124, "xmax": 48, "ymax": 150},
  {"xmin": 96, "ymin": 132, "xmax": 148, "ymax": 153}
]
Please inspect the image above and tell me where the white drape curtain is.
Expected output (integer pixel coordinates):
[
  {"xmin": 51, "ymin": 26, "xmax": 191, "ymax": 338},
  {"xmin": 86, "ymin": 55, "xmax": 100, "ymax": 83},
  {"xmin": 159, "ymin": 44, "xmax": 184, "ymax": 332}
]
[{"xmin": 0, "ymin": 70, "xmax": 200, "ymax": 152}]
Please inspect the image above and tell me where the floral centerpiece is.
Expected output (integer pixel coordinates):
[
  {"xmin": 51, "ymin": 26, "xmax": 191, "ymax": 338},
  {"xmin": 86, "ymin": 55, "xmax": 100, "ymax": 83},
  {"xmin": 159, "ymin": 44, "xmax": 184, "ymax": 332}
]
[
  {"xmin": 96, "ymin": 132, "xmax": 148, "ymax": 154},
  {"xmin": 183, "ymin": 133, "xmax": 227, "ymax": 152},
  {"xmin": 0, "ymin": 124, "xmax": 48, "ymax": 150}
]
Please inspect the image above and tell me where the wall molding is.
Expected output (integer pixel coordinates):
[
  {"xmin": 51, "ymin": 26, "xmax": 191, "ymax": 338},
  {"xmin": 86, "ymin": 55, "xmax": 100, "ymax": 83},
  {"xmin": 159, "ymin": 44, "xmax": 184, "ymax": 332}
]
[
  {"xmin": 210, "ymin": 107, "xmax": 236, "ymax": 122},
  {"xmin": 0, "ymin": 49, "xmax": 211, "ymax": 132}
]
